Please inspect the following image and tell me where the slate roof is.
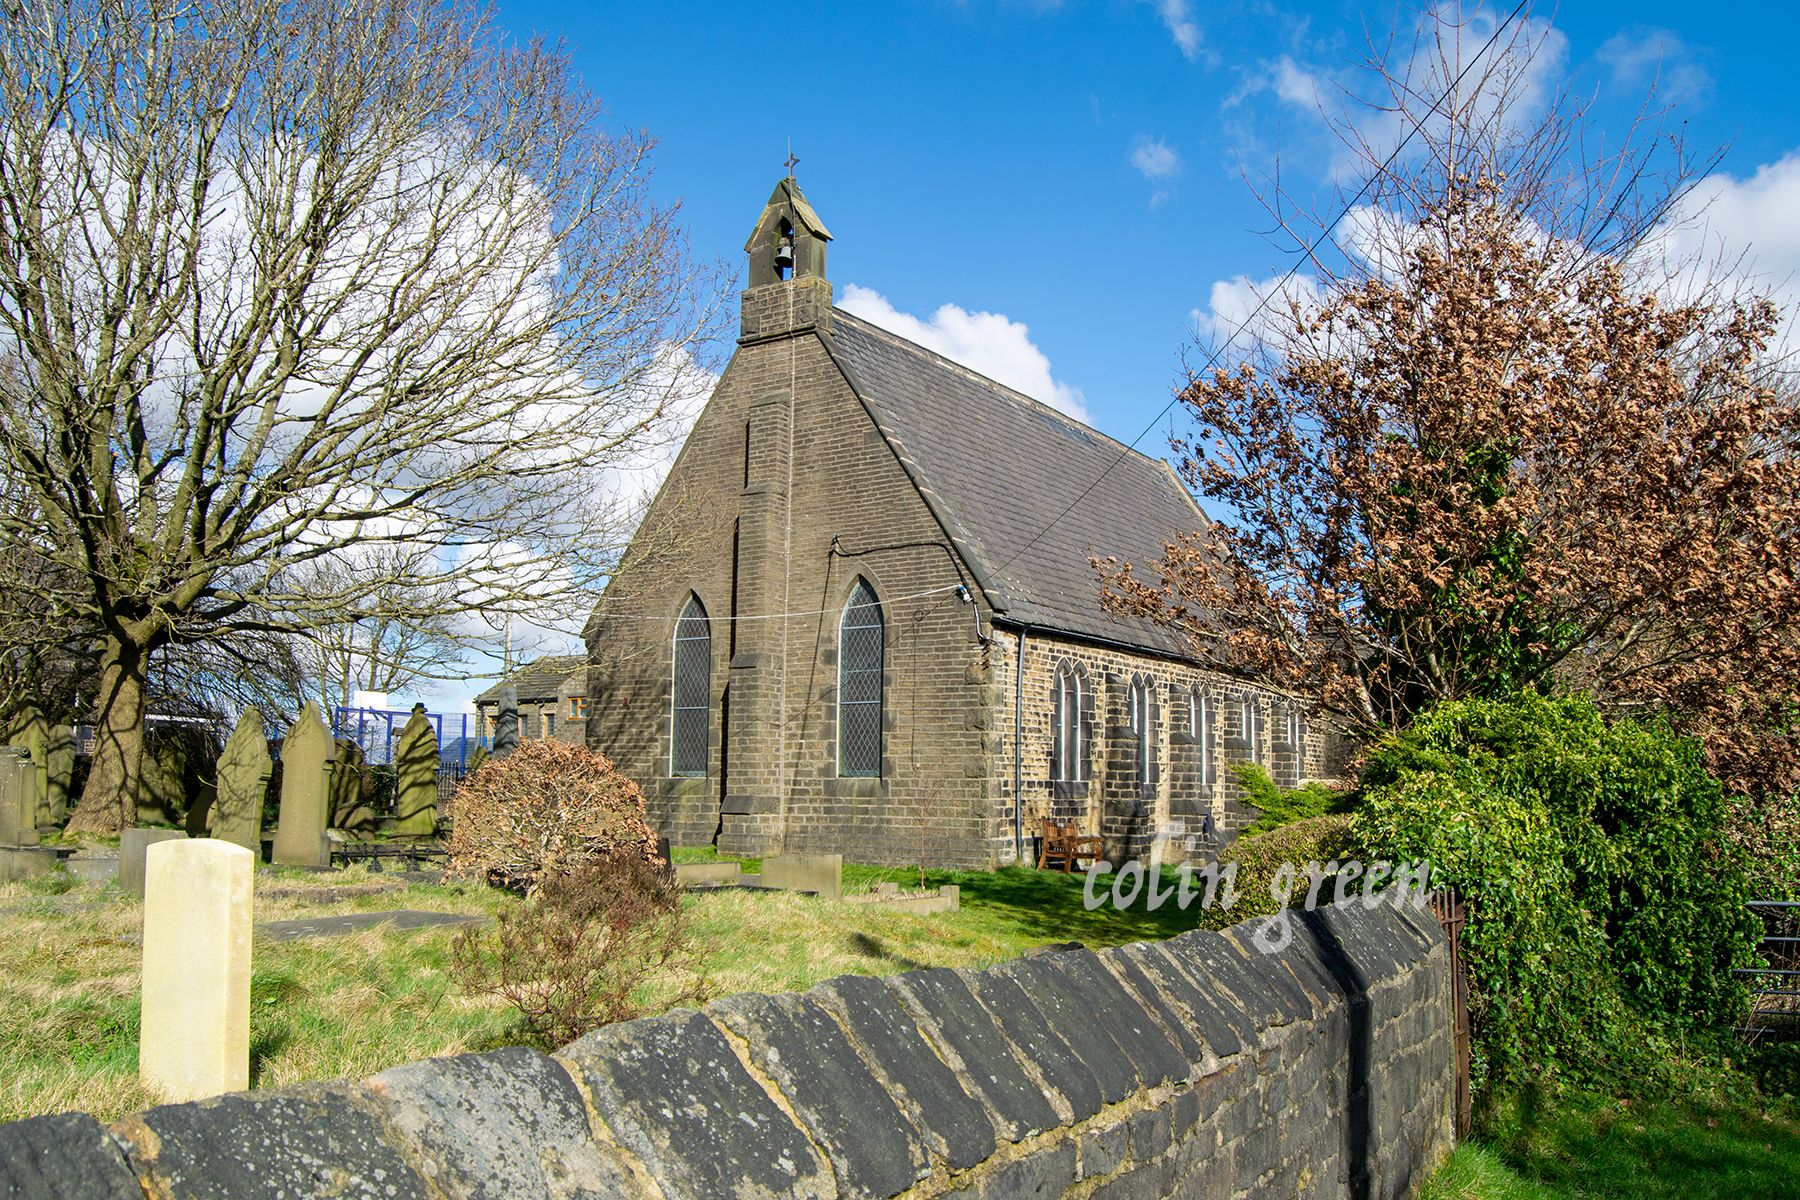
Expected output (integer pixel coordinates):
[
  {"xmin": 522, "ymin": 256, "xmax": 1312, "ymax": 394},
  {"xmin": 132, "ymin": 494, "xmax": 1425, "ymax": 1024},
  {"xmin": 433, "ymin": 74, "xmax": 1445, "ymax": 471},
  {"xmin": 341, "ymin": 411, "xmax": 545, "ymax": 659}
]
[
  {"xmin": 472, "ymin": 655, "xmax": 586, "ymax": 706},
  {"xmin": 825, "ymin": 309, "xmax": 1213, "ymax": 660}
]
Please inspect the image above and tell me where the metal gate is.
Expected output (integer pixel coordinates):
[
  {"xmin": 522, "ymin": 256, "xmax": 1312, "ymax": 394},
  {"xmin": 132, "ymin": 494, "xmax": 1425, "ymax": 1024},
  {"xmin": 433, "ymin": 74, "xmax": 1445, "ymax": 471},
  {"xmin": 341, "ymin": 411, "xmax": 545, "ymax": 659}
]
[
  {"xmin": 1430, "ymin": 889, "xmax": 1473, "ymax": 1140},
  {"xmin": 1735, "ymin": 900, "xmax": 1800, "ymax": 1043}
]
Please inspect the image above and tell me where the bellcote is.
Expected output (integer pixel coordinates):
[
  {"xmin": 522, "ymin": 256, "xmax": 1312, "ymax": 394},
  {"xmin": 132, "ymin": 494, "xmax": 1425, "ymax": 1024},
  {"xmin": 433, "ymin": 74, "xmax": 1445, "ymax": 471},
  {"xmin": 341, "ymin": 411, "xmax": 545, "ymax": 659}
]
[
  {"xmin": 739, "ymin": 177, "xmax": 834, "ymax": 342},
  {"xmin": 745, "ymin": 177, "xmax": 832, "ymax": 286}
]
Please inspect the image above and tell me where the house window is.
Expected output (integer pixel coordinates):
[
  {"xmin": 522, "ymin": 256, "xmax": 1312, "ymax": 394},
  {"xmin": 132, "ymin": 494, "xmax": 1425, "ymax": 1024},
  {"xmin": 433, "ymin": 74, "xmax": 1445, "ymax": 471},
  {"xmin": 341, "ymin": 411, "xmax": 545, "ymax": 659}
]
[
  {"xmin": 1285, "ymin": 705, "xmax": 1302, "ymax": 748},
  {"xmin": 1129, "ymin": 674, "xmax": 1154, "ymax": 789},
  {"xmin": 542, "ymin": 711, "xmax": 555, "ymax": 738},
  {"xmin": 568, "ymin": 696, "xmax": 588, "ymax": 720},
  {"xmin": 670, "ymin": 595, "xmax": 711, "ymax": 777},
  {"xmin": 1052, "ymin": 662, "xmax": 1086, "ymax": 784},
  {"xmin": 1244, "ymin": 698, "xmax": 1263, "ymax": 764},
  {"xmin": 838, "ymin": 579, "xmax": 884, "ymax": 777}
]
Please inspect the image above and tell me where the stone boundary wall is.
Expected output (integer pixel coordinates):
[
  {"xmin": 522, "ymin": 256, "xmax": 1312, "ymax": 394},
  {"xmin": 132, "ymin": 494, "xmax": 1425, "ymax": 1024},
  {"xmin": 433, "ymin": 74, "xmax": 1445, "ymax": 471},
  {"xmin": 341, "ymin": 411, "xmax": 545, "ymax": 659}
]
[{"xmin": 0, "ymin": 902, "xmax": 1453, "ymax": 1200}]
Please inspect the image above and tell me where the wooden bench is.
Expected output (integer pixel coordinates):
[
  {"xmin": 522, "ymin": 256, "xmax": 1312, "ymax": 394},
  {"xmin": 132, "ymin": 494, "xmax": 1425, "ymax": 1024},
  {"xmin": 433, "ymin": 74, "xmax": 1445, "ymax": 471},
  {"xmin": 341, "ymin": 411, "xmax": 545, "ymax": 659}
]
[{"xmin": 1036, "ymin": 819, "xmax": 1104, "ymax": 873}]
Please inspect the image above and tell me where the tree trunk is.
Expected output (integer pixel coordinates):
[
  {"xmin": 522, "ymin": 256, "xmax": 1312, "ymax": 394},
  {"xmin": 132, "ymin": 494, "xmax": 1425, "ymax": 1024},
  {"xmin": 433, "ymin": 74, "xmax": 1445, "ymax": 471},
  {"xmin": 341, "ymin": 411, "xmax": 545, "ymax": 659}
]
[{"xmin": 65, "ymin": 635, "xmax": 151, "ymax": 835}]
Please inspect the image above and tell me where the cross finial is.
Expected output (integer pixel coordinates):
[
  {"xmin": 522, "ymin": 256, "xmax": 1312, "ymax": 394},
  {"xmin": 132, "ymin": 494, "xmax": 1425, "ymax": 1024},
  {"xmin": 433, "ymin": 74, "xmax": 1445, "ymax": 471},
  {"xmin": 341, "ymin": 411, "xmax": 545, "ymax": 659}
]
[{"xmin": 784, "ymin": 140, "xmax": 799, "ymax": 180}]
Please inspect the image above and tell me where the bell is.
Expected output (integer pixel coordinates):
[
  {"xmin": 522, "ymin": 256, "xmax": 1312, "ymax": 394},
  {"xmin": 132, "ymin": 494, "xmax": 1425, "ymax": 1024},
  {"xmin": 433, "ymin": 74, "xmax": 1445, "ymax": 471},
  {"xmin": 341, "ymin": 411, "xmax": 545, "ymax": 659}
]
[{"xmin": 774, "ymin": 235, "xmax": 795, "ymax": 273}]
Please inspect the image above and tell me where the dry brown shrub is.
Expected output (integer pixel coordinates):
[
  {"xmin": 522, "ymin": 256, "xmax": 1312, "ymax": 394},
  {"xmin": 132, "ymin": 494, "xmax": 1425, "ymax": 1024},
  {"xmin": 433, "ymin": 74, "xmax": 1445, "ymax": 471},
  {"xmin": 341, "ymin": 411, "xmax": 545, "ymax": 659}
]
[
  {"xmin": 450, "ymin": 855, "xmax": 706, "ymax": 1048},
  {"xmin": 445, "ymin": 740, "xmax": 658, "ymax": 890}
]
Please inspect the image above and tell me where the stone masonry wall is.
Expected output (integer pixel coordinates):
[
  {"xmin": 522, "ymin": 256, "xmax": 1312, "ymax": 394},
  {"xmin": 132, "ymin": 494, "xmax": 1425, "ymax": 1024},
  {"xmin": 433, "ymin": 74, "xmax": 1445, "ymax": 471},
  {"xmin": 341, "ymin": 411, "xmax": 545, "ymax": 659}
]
[
  {"xmin": 587, "ymin": 279, "xmax": 1000, "ymax": 868},
  {"xmin": 0, "ymin": 902, "xmax": 1454, "ymax": 1200},
  {"xmin": 997, "ymin": 629, "xmax": 1339, "ymax": 866}
]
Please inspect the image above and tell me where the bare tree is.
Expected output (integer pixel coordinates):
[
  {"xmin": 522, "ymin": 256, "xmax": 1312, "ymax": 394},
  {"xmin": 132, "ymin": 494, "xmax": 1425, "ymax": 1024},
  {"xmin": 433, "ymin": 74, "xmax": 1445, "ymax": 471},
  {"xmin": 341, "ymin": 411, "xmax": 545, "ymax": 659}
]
[{"xmin": 0, "ymin": 0, "xmax": 724, "ymax": 832}]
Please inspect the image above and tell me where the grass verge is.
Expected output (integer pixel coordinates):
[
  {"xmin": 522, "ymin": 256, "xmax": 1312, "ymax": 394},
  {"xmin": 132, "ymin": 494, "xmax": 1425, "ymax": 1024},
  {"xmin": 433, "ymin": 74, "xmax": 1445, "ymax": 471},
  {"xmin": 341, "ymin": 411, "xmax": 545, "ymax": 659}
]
[{"xmin": 0, "ymin": 854, "xmax": 1216, "ymax": 1123}]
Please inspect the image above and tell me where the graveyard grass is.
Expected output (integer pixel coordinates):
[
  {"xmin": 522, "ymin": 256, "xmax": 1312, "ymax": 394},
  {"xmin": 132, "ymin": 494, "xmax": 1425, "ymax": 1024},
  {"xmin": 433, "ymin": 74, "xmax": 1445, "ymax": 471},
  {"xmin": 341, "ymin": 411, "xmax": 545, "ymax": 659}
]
[{"xmin": 0, "ymin": 852, "xmax": 1203, "ymax": 1124}]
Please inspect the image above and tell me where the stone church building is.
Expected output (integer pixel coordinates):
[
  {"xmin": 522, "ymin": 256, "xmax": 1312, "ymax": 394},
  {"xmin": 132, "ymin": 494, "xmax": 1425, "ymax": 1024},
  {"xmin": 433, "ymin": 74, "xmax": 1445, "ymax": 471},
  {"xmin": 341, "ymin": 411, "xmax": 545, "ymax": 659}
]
[{"xmin": 586, "ymin": 179, "xmax": 1334, "ymax": 868}]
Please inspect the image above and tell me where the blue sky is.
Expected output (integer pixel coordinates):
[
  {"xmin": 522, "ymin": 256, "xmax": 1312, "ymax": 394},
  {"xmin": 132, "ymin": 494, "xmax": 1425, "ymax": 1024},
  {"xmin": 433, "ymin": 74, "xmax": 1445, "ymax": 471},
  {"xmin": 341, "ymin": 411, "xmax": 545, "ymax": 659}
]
[{"xmin": 416, "ymin": 1, "xmax": 1800, "ymax": 711}]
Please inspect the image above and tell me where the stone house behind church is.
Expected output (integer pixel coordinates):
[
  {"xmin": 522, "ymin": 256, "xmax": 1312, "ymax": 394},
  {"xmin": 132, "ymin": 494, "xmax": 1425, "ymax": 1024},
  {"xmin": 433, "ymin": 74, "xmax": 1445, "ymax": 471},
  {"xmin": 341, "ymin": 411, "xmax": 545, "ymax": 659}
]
[{"xmin": 585, "ymin": 179, "xmax": 1337, "ymax": 868}]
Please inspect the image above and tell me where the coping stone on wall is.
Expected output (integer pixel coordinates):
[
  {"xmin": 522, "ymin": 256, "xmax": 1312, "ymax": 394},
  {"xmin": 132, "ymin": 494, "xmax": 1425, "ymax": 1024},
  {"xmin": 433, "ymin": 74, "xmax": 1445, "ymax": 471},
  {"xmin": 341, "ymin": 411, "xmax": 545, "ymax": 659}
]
[
  {"xmin": 886, "ymin": 967, "xmax": 1063, "ymax": 1141},
  {"xmin": 810, "ymin": 974, "xmax": 1000, "ymax": 1172},
  {"xmin": 1035, "ymin": 949, "xmax": 1193, "ymax": 1090},
  {"xmin": 558, "ymin": 1008, "xmax": 835, "ymax": 1199},
  {"xmin": 1110, "ymin": 941, "xmax": 1251, "ymax": 1061},
  {"xmin": 114, "ymin": 1085, "xmax": 431, "ymax": 1200},
  {"xmin": 1091, "ymin": 946, "xmax": 1212, "ymax": 1068},
  {"xmin": 711, "ymin": 991, "xmax": 931, "ymax": 1198},
  {"xmin": 365, "ymin": 1045, "xmax": 644, "ymax": 1199},
  {"xmin": 0, "ymin": 1112, "xmax": 141, "ymax": 1200},
  {"xmin": 955, "ymin": 966, "xmax": 1106, "ymax": 1119}
]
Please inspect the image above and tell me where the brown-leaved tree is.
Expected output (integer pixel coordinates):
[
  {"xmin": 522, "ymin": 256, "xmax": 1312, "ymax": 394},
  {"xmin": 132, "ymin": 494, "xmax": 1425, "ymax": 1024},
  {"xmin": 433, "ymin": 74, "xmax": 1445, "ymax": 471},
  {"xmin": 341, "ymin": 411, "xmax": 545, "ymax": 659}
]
[{"xmin": 1100, "ymin": 7, "xmax": 1800, "ymax": 797}]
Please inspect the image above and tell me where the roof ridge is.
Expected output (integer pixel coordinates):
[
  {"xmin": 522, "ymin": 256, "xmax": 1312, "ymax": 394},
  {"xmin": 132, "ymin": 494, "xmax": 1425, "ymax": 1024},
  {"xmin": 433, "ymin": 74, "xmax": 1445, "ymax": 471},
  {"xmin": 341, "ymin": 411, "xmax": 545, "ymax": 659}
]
[{"xmin": 830, "ymin": 307, "xmax": 1171, "ymax": 478}]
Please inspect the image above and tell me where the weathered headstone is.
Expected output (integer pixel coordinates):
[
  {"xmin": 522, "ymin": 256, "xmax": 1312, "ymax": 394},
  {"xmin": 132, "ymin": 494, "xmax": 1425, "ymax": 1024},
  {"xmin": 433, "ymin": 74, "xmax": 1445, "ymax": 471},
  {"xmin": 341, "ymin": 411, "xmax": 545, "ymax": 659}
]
[
  {"xmin": 211, "ymin": 709, "xmax": 272, "ymax": 853},
  {"xmin": 13, "ymin": 715, "xmax": 48, "ymax": 829},
  {"xmin": 393, "ymin": 705, "xmax": 439, "ymax": 837},
  {"xmin": 45, "ymin": 722, "xmax": 75, "ymax": 827},
  {"xmin": 491, "ymin": 687, "xmax": 520, "ymax": 760},
  {"xmin": 120, "ymin": 828, "xmax": 186, "ymax": 897},
  {"xmin": 272, "ymin": 701, "xmax": 333, "ymax": 868},
  {"xmin": 465, "ymin": 744, "xmax": 489, "ymax": 775},
  {"xmin": 328, "ymin": 738, "xmax": 376, "ymax": 839},
  {"xmin": 139, "ymin": 838, "xmax": 252, "ymax": 1102},
  {"xmin": 0, "ymin": 746, "xmax": 36, "ymax": 846},
  {"xmin": 760, "ymin": 853, "xmax": 843, "ymax": 900}
]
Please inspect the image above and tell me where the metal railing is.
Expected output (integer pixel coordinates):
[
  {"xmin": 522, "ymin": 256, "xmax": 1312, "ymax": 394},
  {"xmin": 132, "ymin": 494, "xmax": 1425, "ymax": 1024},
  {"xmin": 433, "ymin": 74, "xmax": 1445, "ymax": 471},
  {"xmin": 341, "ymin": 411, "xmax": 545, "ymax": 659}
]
[{"xmin": 1734, "ymin": 900, "xmax": 1800, "ymax": 1043}]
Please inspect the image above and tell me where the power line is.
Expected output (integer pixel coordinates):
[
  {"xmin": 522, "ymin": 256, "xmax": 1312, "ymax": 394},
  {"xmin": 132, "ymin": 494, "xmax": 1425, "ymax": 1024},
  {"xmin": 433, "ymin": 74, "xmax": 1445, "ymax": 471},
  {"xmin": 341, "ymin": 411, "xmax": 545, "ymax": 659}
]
[{"xmin": 986, "ymin": 0, "xmax": 1534, "ymax": 582}]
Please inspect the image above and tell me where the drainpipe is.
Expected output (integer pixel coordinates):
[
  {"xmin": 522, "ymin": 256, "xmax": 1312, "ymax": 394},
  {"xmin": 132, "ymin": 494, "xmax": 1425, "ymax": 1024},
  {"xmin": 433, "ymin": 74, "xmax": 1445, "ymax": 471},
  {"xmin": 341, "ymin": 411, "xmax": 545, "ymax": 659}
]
[{"xmin": 1013, "ymin": 626, "xmax": 1026, "ymax": 864}]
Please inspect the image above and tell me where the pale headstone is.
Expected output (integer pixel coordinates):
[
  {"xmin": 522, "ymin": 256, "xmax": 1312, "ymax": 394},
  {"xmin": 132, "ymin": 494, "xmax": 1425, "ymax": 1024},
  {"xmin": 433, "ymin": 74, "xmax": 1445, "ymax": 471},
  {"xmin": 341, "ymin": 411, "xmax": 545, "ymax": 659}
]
[
  {"xmin": 272, "ymin": 701, "xmax": 333, "ymax": 868},
  {"xmin": 139, "ymin": 838, "xmax": 252, "ymax": 1102},
  {"xmin": 392, "ymin": 706, "xmax": 439, "ymax": 837},
  {"xmin": 491, "ymin": 687, "xmax": 520, "ymax": 760},
  {"xmin": 212, "ymin": 709, "xmax": 271, "ymax": 853},
  {"xmin": 760, "ymin": 852, "xmax": 843, "ymax": 900},
  {"xmin": 120, "ymin": 827, "xmax": 186, "ymax": 897}
]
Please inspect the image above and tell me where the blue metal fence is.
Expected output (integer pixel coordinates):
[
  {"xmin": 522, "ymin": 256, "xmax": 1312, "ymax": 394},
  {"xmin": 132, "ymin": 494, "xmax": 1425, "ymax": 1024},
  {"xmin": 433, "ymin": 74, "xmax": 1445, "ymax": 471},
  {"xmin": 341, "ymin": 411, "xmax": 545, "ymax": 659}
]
[{"xmin": 332, "ymin": 705, "xmax": 483, "ymax": 775}]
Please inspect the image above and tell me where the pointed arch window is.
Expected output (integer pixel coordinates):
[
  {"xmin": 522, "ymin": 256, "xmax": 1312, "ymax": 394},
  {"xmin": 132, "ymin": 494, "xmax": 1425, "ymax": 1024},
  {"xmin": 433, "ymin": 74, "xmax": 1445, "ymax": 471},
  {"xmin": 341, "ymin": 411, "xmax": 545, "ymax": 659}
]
[
  {"xmin": 1191, "ymin": 687, "xmax": 1215, "ymax": 785},
  {"xmin": 838, "ymin": 580, "xmax": 884, "ymax": 777},
  {"xmin": 670, "ymin": 596, "xmax": 711, "ymax": 777},
  {"xmin": 1052, "ymin": 662, "xmax": 1086, "ymax": 785},
  {"xmin": 1128, "ymin": 674, "xmax": 1155, "ymax": 789}
]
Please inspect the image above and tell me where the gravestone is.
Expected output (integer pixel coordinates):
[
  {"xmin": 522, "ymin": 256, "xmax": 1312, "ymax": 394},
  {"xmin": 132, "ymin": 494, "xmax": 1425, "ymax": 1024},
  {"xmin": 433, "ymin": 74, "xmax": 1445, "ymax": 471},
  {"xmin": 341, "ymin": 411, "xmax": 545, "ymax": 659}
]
[
  {"xmin": 392, "ymin": 705, "xmax": 439, "ymax": 837},
  {"xmin": 12, "ymin": 716, "xmax": 48, "ymax": 829},
  {"xmin": 211, "ymin": 709, "xmax": 272, "ymax": 853},
  {"xmin": 328, "ymin": 739, "xmax": 375, "ymax": 840},
  {"xmin": 139, "ymin": 838, "xmax": 252, "ymax": 1102},
  {"xmin": 490, "ymin": 687, "xmax": 520, "ymax": 760},
  {"xmin": 45, "ymin": 722, "xmax": 75, "ymax": 827},
  {"xmin": 272, "ymin": 701, "xmax": 333, "ymax": 868},
  {"xmin": 760, "ymin": 853, "xmax": 843, "ymax": 900},
  {"xmin": 120, "ymin": 828, "xmax": 186, "ymax": 897},
  {"xmin": 0, "ymin": 747, "xmax": 36, "ymax": 846}
]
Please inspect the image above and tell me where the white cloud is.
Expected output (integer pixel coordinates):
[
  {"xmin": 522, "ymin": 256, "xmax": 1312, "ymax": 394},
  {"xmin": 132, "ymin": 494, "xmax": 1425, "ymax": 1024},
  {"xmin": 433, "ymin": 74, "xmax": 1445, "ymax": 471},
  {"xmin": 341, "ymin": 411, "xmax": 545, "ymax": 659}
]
[
  {"xmin": 1271, "ymin": 56, "xmax": 1324, "ymax": 109},
  {"xmin": 1189, "ymin": 272, "xmax": 1322, "ymax": 356},
  {"xmin": 1647, "ymin": 150, "xmax": 1800, "ymax": 345},
  {"xmin": 1131, "ymin": 138, "xmax": 1182, "ymax": 180},
  {"xmin": 838, "ymin": 284, "xmax": 1089, "ymax": 422},
  {"xmin": 1598, "ymin": 26, "xmax": 1711, "ymax": 107},
  {"xmin": 1154, "ymin": 0, "xmax": 1203, "ymax": 61},
  {"xmin": 1239, "ymin": 5, "xmax": 1569, "ymax": 184}
]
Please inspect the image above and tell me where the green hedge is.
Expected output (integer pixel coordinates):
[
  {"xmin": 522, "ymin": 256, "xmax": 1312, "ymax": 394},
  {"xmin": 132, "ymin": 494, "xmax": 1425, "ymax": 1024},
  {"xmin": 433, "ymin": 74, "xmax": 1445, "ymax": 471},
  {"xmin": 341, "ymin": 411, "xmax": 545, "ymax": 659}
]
[{"xmin": 1352, "ymin": 693, "xmax": 1759, "ymax": 1094}]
